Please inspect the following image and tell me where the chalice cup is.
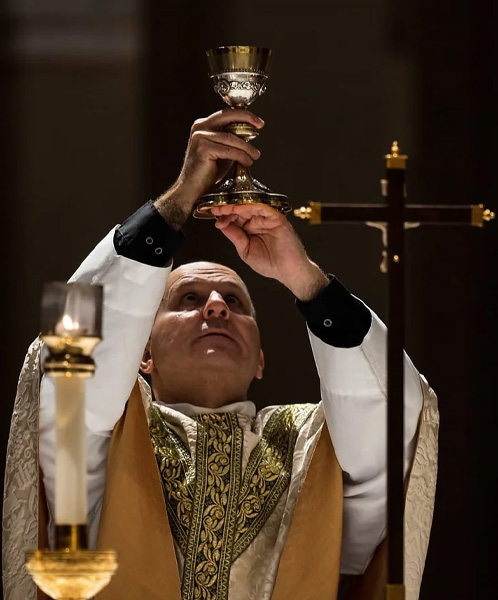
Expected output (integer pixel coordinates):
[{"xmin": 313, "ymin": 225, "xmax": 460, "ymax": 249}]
[{"xmin": 193, "ymin": 46, "xmax": 292, "ymax": 219}]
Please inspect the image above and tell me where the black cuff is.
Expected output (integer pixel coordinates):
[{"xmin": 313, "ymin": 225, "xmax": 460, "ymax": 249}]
[
  {"xmin": 295, "ymin": 275, "xmax": 372, "ymax": 348},
  {"xmin": 113, "ymin": 200, "xmax": 185, "ymax": 267}
]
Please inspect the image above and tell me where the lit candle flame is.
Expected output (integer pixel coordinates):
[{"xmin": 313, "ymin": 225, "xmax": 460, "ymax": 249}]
[
  {"xmin": 54, "ymin": 314, "xmax": 81, "ymax": 336},
  {"xmin": 62, "ymin": 314, "xmax": 80, "ymax": 332}
]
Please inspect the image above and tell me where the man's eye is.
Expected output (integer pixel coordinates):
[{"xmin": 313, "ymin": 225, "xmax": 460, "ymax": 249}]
[
  {"xmin": 184, "ymin": 293, "xmax": 198, "ymax": 302},
  {"xmin": 225, "ymin": 295, "xmax": 239, "ymax": 305}
]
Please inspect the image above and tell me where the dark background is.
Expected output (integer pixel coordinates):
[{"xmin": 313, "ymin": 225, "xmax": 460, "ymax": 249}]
[{"xmin": 1, "ymin": 1, "xmax": 496, "ymax": 598}]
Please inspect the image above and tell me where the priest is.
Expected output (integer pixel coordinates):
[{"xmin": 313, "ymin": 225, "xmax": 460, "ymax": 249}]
[{"xmin": 3, "ymin": 108, "xmax": 439, "ymax": 600}]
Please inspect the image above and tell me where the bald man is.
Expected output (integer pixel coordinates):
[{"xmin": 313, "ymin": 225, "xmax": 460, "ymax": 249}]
[{"xmin": 4, "ymin": 109, "xmax": 438, "ymax": 600}]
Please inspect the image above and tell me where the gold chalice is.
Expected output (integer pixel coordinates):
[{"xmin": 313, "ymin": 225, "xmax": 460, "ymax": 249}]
[{"xmin": 193, "ymin": 45, "xmax": 291, "ymax": 219}]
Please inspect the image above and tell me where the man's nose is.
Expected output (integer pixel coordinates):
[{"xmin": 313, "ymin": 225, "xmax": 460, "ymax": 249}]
[{"xmin": 203, "ymin": 291, "xmax": 229, "ymax": 320}]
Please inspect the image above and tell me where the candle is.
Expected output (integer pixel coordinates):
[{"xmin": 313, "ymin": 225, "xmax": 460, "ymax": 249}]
[
  {"xmin": 40, "ymin": 282, "xmax": 103, "ymax": 529},
  {"xmin": 41, "ymin": 282, "xmax": 102, "ymax": 341},
  {"xmin": 55, "ymin": 375, "xmax": 87, "ymax": 524}
]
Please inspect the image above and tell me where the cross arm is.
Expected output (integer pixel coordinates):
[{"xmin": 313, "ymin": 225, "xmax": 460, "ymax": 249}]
[{"xmin": 293, "ymin": 201, "xmax": 495, "ymax": 227}]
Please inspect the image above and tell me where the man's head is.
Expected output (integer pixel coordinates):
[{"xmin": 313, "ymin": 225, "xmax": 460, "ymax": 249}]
[{"xmin": 141, "ymin": 261, "xmax": 264, "ymax": 407}]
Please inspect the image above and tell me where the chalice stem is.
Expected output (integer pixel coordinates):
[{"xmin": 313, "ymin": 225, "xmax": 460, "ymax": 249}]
[{"xmin": 233, "ymin": 162, "xmax": 254, "ymax": 190}]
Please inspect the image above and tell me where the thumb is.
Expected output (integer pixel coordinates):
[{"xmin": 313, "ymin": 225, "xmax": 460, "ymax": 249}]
[{"xmin": 215, "ymin": 218, "xmax": 250, "ymax": 258}]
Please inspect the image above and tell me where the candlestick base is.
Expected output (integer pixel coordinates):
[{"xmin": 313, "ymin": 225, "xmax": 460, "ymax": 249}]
[{"xmin": 25, "ymin": 549, "xmax": 118, "ymax": 600}]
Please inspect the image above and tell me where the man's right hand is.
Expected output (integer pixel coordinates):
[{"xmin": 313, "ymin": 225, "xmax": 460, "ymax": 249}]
[{"xmin": 154, "ymin": 109, "xmax": 263, "ymax": 230}]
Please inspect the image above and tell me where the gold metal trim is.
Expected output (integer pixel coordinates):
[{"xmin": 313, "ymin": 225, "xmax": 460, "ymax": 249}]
[
  {"xmin": 25, "ymin": 549, "xmax": 118, "ymax": 600},
  {"xmin": 43, "ymin": 355, "xmax": 96, "ymax": 377},
  {"xmin": 41, "ymin": 334, "xmax": 100, "ymax": 376},
  {"xmin": 471, "ymin": 203, "xmax": 496, "ymax": 227},
  {"xmin": 385, "ymin": 584, "xmax": 406, "ymax": 600},
  {"xmin": 293, "ymin": 202, "xmax": 322, "ymax": 224},
  {"xmin": 385, "ymin": 141, "xmax": 408, "ymax": 170},
  {"xmin": 55, "ymin": 524, "xmax": 89, "ymax": 551},
  {"xmin": 41, "ymin": 334, "xmax": 101, "ymax": 356},
  {"xmin": 194, "ymin": 195, "xmax": 291, "ymax": 219},
  {"xmin": 224, "ymin": 121, "xmax": 259, "ymax": 140},
  {"xmin": 206, "ymin": 46, "xmax": 272, "ymax": 75}
]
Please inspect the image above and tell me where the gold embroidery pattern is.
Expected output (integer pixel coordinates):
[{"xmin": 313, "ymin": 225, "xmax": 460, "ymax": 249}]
[
  {"xmin": 233, "ymin": 404, "xmax": 316, "ymax": 558},
  {"xmin": 181, "ymin": 413, "xmax": 243, "ymax": 600},
  {"xmin": 150, "ymin": 404, "xmax": 317, "ymax": 600},
  {"xmin": 149, "ymin": 406, "xmax": 194, "ymax": 553}
]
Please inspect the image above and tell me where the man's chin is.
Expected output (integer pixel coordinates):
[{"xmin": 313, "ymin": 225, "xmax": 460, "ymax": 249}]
[
  {"xmin": 188, "ymin": 347, "xmax": 244, "ymax": 371},
  {"xmin": 201, "ymin": 347, "xmax": 239, "ymax": 363}
]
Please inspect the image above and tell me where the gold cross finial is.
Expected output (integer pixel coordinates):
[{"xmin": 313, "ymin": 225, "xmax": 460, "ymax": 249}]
[
  {"xmin": 471, "ymin": 204, "xmax": 496, "ymax": 227},
  {"xmin": 385, "ymin": 141, "xmax": 407, "ymax": 169},
  {"xmin": 483, "ymin": 208, "xmax": 496, "ymax": 222}
]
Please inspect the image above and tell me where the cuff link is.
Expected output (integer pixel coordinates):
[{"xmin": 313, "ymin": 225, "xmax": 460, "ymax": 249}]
[
  {"xmin": 323, "ymin": 318, "xmax": 333, "ymax": 328},
  {"xmin": 146, "ymin": 236, "xmax": 154, "ymax": 245}
]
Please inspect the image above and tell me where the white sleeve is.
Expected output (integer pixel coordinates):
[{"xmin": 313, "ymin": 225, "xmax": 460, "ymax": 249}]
[
  {"xmin": 308, "ymin": 306, "xmax": 423, "ymax": 575},
  {"xmin": 39, "ymin": 228, "xmax": 171, "ymax": 544}
]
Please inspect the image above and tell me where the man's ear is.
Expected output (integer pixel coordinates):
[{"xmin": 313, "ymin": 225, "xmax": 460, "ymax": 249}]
[
  {"xmin": 140, "ymin": 341, "xmax": 155, "ymax": 374},
  {"xmin": 255, "ymin": 349, "xmax": 265, "ymax": 380}
]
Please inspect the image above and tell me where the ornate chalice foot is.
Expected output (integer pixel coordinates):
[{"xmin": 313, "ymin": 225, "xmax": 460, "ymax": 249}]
[{"xmin": 193, "ymin": 45, "xmax": 291, "ymax": 219}]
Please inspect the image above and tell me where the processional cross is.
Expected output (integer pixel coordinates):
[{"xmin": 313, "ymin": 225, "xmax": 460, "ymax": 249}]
[{"xmin": 294, "ymin": 143, "xmax": 495, "ymax": 600}]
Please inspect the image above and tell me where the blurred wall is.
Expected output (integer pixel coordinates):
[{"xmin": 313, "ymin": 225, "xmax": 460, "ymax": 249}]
[{"xmin": 1, "ymin": 1, "xmax": 496, "ymax": 598}]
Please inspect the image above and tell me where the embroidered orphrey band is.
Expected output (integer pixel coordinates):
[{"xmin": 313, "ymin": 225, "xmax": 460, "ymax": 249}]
[{"xmin": 150, "ymin": 404, "xmax": 316, "ymax": 600}]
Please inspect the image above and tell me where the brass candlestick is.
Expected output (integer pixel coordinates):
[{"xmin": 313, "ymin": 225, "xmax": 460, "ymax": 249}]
[
  {"xmin": 25, "ymin": 283, "xmax": 118, "ymax": 600},
  {"xmin": 193, "ymin": 45, "xmax": 291, "ymax": 218},
  {"xmin": 25, "ymin": 548, "xmax": 118, "ymax": 600}
]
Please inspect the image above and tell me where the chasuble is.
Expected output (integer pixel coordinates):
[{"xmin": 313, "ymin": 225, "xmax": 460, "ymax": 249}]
[{"xmin": 3, "ymin": 226, "xmax": 439, "ymax": 600}]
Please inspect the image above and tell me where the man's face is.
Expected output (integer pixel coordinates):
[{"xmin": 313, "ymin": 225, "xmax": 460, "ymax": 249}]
[{"xmin": 145, "ymin": 262, "xmax": 263, "ymax": 391}]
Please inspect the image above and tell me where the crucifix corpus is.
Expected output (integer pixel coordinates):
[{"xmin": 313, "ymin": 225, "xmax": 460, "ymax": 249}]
[{"xmin": 294, "ymin": 142, "xmax": 495, "ymax": 599}]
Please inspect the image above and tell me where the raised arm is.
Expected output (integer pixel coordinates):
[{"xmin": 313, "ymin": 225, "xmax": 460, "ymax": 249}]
[
  {"xmin": 297, "ymin": 283, "xmax": 423, "ymax": 573},
  {"xmin": 38, "ymin": 108, "xmax": 264, "ymax": 543},
  {"xmin": 212, "ymin": 202, "xmax": 424, "ymax": 574}
]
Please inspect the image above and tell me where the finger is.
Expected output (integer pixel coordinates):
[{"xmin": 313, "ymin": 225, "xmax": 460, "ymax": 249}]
[
  {"xmin": 211, "ymin": 207, "xmax": 253, "ymax": 229},
  {"xmin": 211, "ymin": 205, "xmax": 251, "ymax": 221},
  {"xmin": 192, "ymin": 108, "xmax": 264, "ymax": 133},
  {"xmin": 213, "ymin": 203, "xmax": 283, "ymax": 224},
  {"xmin": 211, "ymin": 205, "xmax": 234, "ymax": 217},
  {"xmin": 192, "ymin": 130, "xmax": 261, "ymax": 160},
  {"xmin": 215, "ymin": 221, "xmax": 250, "ymax": 257},
  {"xmin": 214, "ymin": 214, "xmax": 239, "ymax": 226},
  {"xmin": 211, "ymin": 204, "xmax": 282, "ymax": 232},
  {"xmin": 194, "ymin": 138, "xmax": 255, "ymax": 168},
  {"xmin": 213, "ymin": 202, "xmax": 275, "ymax": 215},
  {"xmin": 211, "ymin": 203, "xmax": 266, "ymax": 216},
  {"xmin": 226, "ymin": 214, "xmax": 250, "ymax": 228},
  {"xmin": 241, "ymin": 214, "xmax": 283, "ymax": 232}
]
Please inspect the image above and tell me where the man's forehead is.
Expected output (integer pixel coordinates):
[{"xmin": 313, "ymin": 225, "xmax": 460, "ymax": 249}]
[{"xmin": 166, "ymin": 262, "xmax": 249, "ymax": 294}]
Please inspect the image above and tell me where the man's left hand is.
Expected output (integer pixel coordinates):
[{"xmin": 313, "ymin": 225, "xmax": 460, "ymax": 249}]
[{"xmin": 212, "ymin": 204, "xmax": 329, "ymax": 302}]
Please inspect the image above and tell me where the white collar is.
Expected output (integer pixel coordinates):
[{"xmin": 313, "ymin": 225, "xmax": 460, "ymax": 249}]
[{"xmin": 154, "ymin": 400, "xmax": 257, "ymax": 419}]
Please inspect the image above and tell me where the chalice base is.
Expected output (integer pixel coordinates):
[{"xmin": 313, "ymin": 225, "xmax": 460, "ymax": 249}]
[
  {"xmin": 193, "ymin": 178, "xmax": 291, "ymax": 219},
  {"xmin": 25, "ymin": 549, "xmax": 118, "ymax": 600}
]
